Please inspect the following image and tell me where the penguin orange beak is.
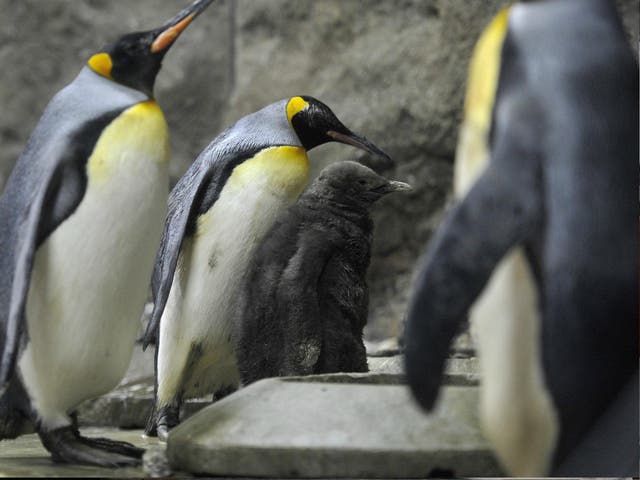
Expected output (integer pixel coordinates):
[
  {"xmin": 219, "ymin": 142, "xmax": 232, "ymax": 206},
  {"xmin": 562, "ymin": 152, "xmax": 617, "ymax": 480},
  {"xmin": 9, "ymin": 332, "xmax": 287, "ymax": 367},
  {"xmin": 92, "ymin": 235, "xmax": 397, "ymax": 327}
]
[{"xmin": 151, "ymin": 0, "xmax": 214, "ymax": 53}]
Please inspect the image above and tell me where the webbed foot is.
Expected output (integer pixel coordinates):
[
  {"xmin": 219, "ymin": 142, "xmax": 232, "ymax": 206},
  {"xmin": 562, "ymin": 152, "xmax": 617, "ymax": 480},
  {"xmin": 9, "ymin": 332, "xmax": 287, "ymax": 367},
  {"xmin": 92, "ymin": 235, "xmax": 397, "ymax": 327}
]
[
  {"xmin": 155, "ymin": 405, "xmax": 180, "ymax": 442},
  {"xmin": 39, "ymin": 425, "xmax": 144, "ymax": 467}
]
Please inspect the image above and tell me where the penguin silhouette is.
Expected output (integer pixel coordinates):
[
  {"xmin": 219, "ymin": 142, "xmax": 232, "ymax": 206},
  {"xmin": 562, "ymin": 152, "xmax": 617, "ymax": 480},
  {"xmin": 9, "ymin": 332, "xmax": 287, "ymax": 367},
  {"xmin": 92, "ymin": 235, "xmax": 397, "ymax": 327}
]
[
  {"xmin": 142, "ymin": 96, "xmax": 392, "ymax": 439},
  {"xmin": 404, "ymin": 1, "xmax": 638, "ymax": 476},
  {"xmin": 0, "ymin": 0, "xmax": 213, "ymax": 467}
]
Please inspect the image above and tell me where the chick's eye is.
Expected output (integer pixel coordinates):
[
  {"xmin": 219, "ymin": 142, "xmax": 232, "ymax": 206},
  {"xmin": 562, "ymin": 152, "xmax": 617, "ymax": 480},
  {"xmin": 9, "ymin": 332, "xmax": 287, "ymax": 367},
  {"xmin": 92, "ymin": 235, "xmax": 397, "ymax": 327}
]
[{"xmin": 358, "ymin": 179, "xmax": 367, "ymax": 186}]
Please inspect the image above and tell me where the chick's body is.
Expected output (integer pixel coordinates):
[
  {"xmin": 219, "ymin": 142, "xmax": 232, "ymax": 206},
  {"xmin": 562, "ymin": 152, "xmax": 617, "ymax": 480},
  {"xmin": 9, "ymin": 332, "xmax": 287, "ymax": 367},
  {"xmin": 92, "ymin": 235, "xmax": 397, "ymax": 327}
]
[{"xmin": 236, "ymin": 161, "xmax": 410, "ymax": 384}]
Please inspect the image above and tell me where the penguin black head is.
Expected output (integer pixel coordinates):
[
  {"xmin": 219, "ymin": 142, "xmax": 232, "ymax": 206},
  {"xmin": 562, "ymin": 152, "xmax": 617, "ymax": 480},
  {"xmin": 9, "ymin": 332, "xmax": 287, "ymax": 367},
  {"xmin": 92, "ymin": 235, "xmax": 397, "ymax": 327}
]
[
  {"xmin": 313, "ymin": 160, "xmax": 412, "ymax": 205},
  {"xmin": 287, "ymin": 96, "xmax": 392, "ymax": 166},
  {"xmin": 87, "ymin": 0, "xmax": 213, "ymax": 97}
]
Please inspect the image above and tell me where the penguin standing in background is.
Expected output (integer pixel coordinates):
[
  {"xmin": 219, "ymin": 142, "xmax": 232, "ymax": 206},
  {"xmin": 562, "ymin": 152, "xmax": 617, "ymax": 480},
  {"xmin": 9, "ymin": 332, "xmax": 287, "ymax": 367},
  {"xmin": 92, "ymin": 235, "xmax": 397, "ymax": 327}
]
[
  {"xmin": 235, "ymin": 161, "xmax": 411, "ymax": 385},
  {"xmin": 142, "ymin": 96, "xmax": 391, "ymax": 440},
  {"xmin": 0, "ymin": 0, "xmax": 214, "ymax": 467},
  {"xmin": 404, "ymin": 0, "xmax": 638, "ymax": 476}
]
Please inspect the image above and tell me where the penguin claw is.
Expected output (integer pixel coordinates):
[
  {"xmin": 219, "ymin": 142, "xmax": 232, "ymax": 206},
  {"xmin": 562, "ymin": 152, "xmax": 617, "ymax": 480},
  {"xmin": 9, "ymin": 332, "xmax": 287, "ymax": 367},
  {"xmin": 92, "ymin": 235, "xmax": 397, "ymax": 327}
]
[
  {"xmin": 81, "ymin": 436, "xmax": 145, "ymax": 458},
  {"xmin": 154, "ymin": 404, "xmax": 180, "ymax": 442},
  {"xmin": 38, "ymin": 426, "xmax": 144, "ymax": 467},
  {"xmin": 156, "ymin": 425, "xmax": 170, "ymax": 442}
]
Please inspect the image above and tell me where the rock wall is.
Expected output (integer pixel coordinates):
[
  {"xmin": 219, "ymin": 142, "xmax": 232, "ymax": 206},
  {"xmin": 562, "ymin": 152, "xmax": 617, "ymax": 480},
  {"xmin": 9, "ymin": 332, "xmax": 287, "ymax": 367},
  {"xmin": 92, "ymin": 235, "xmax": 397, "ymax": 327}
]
[{"xmin": 0, "ymin": 1, "xmax": 637, "ymax": 339}]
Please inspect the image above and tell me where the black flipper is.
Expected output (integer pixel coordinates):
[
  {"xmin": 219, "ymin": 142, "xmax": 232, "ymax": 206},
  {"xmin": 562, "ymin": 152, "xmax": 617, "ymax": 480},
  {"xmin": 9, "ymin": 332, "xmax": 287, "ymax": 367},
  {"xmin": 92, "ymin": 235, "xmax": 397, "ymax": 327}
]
[
  {"xmin": 142, "ymin": 168, "xmax": 199, "ymax": 349},
  {"xmin": 142, "ymin": 148, "xmax": 262, "ymax": 349},
  {"xmin": 277, "ymin": 230, "xmax": 333, "ymax": 376},
  {"xmin": 404, "ymin": 94, "xmax": 543, "ymax": 411},
  {"xmin": 0, "ymin": 110, "xmax": 121, "ymax": 391},
  {"xmin": 0, "ymin": 376, "xmax": 34, "ymax": 439}
]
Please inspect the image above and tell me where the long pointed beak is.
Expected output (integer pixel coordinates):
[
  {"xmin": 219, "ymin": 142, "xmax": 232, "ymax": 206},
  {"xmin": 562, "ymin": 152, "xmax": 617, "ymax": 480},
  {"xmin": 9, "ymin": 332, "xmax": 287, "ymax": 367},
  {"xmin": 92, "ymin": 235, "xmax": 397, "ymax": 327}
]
[
  {"xmin": 151, "ymin": 0, "xmax": 214, "ymax": 53},
  {"xmin": 327, "ymin": 130, "xmax": 393, "ymax": 166}
]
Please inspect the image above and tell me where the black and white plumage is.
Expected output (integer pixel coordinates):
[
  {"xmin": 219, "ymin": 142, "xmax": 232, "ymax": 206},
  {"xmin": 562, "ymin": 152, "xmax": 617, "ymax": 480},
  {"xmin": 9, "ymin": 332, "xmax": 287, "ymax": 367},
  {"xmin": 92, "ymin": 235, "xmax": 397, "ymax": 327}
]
[
  {"xmin": 0, "ymin": 0, "xmax": 213, "ymax": 467},
  {"xmin": 404, "ymin": 0, "xmax": 638, "ymax": 476},
  {"xmin": 142, "ymin": 97, "xmax": 392, "ymax": 440},
  {"xmin": 235, "ymin": 161, "xmax": 411, "ymax": 385}
]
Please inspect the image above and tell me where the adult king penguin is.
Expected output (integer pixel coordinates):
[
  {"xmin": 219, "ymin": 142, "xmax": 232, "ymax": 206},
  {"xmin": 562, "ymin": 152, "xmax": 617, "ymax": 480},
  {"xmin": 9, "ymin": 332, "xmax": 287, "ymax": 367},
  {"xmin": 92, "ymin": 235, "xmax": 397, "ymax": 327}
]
[
  {"xmin": 142, "ymin": 96, "xmax": 391, "ymax": 440},
  {"xmin": 0, "ymin": 0, "xmax": 213, "ymax": 467},
  {"xmin": 404, "ymin": 0, "xmax": 638, "ymax": 477},
  {"xmin": 236, "ymin": 161, "xmax": 411, "ymax": 385}
]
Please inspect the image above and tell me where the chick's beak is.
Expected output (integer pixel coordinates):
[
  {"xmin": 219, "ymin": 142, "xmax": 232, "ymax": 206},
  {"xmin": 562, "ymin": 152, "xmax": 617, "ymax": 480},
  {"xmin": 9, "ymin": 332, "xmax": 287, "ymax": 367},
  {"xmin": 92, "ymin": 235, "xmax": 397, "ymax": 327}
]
[
  {"xmin": 151, "ymin": 0, "xmax": 214, "ymax": 53},
  {"xmin": 370, "ymin": 180, "xmax": 412, "ymax": 196},
  {"xmin": 387, "ymin": 180, "xmax": 412, "ymax": 192},
  {"xmin": 327, "ymin": 130, "xmax": 393, "ymax": 167}
]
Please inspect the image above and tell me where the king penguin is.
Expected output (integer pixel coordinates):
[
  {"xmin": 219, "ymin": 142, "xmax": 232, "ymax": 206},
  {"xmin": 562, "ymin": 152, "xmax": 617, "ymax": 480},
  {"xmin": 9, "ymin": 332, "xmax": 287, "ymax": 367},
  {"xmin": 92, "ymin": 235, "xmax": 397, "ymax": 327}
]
[
  {"xmin": 404, "ymin": 0, "xmax": 638, "ymax": 476},
  {"xmin": 235, "ymin": 160, "xmax": 411, "ymax": 385},
  {"xmin": 0, "ymin": 0, "xmax": 214, "ymax": 467},
  {"xmin": 142, "ymin": 96, "xmax": 391, "ymax": 440}
]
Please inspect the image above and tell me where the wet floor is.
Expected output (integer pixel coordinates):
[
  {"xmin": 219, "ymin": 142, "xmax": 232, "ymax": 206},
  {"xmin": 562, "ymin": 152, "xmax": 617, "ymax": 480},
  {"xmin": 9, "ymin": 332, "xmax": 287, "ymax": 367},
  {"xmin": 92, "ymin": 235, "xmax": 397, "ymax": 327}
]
[{"xmin": 0, "ymin": 427, "xmax": 161, "ymax": 478}]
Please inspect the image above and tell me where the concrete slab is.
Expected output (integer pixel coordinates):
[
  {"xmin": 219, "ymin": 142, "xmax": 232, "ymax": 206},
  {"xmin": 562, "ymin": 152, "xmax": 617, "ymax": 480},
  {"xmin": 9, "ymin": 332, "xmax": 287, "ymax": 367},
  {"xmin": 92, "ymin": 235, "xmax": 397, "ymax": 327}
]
[
  {"xmin": 368, "ymin": 355, "xmax": 480, "ymax": 386},
  {"xmin": 77, "ymin": 379, "xmax": 211, "ymax": 429},
  {"xmin": 77, "ymin": 354, "xmax": 478, "ymax": 428},
  {"xmin": 168, "ymin": 377, "xmax": 502, "ymax": 478}
]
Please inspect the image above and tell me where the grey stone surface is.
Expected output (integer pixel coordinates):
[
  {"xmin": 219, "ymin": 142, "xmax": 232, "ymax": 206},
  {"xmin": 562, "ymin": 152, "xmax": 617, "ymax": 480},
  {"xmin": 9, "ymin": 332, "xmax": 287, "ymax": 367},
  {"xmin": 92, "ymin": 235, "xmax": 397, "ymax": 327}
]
[
  {"xmin": 451, "ymin": 330, "xmax": 476, "ymax": 358},
  {"xmin": 0, "ymin": 1, "xmax": 636, "ymax": 340},
  {"xmin": 365, "ymin": 337, "xmax": 401, "ymax": 357},
  {"xmin": 368, "ymin": 354, "xmax": 479, "ymax": 386},
  {"xmin": 77, "ymin": 378, "xmax": 211, "ymax": 429},
  {"xmin": 77, "ymin": 346, "xmax": 210, "ymax": 428},
  {"xmin": 142, "ymin": 445, "xmax": 173, "ymax": 478},
  {"xmin": 77, "ymin": 380, "xmax": 155, "ymax": 429},
  {"xmin": 168, "ymin": 377, "xmax": 502, "ymax": 477},
  {"xmin": 444, "ymin": 357, "xmax": 480, "ymax": 386}
]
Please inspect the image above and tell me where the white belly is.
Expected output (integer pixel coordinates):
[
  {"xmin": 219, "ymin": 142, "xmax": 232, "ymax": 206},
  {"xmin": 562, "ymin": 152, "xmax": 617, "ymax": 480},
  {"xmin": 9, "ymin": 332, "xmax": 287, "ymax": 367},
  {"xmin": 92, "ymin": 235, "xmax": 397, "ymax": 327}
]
[
  {"xmin": 19, "ymin": 101, "xmax": 169, "ymax": 428},
  {"xmin": 157, "ymin": 145, "xmax": 309, "ymax": 402},
  {"xmin": 456, "ymin": 105, "xmax": 558, "ymax": 474},
  {"xmin": 470, "ymin": 249, "xmax": 558, "ymax": 476}
]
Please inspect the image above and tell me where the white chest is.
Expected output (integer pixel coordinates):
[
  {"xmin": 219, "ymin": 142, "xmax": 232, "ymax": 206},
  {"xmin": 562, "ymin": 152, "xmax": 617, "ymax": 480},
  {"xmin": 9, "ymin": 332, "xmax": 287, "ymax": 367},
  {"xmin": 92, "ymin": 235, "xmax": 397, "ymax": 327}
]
[
  {"xmin": 180, "ymin": 146, "xmax": 309, "ymax": 336},
  {"xmin": 19, "ymin": 100, "xmax": 169, "ymax": 427}
]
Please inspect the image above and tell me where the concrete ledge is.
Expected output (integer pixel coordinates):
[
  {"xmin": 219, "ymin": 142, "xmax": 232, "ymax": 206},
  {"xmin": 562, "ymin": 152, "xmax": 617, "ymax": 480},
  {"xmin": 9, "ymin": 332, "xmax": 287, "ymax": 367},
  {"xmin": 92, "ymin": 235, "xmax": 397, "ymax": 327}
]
[
  {"xmin": 77, "ymin": 379, "xmax": 211, "ymax": 429},
  {"xmin": 168, "ymin": 377, "xmax": 502, "ymax": 478},
  {"xmin": 368, "ymin": 355, "xmax": 480, "ymax": 386},
  {"xmin": 77, "ymin": 354, "xmax": 480, "ymax": 428}
]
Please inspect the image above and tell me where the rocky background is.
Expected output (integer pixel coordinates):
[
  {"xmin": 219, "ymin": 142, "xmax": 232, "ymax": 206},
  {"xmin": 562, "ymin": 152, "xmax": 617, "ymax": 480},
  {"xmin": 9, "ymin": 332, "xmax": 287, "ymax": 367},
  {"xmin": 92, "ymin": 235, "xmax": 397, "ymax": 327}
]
[{"xmin": 1, "ymin": 0, "xmax": 637, "ymax": 340}]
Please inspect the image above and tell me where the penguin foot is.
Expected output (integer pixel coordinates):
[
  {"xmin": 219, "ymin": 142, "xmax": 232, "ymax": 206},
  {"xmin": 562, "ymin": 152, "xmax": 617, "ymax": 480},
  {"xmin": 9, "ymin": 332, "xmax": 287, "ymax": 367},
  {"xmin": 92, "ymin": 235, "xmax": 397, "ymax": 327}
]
[
  {"xmin": 155, "ymin": 405, "xmax": 180, "ymax": 442},
  {"xmin": 39, "ymin": 426, "xmax": 144, "ymax": 467},
  {"xmin": 81, "ymin": 435, "xmax": 145, "ymax": 458}
]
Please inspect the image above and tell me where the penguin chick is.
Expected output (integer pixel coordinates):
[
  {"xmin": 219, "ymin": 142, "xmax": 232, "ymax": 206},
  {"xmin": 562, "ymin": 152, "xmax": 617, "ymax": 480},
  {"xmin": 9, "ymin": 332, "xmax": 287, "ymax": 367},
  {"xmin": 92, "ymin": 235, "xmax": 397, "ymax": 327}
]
[
  {"xmin": 404, "ymin": 0, "xmax": 638, "ymax": 476},
  {"xmin": 235, "ymin": 161, "xmax": 411, "ymax": 385},
  {"xmin": 0, "ymin": 0, "xmax": 213, "ymax": 467},
  {"xmin": 142, "ymin": 97, "xmax": 392, "ymax": 440}
]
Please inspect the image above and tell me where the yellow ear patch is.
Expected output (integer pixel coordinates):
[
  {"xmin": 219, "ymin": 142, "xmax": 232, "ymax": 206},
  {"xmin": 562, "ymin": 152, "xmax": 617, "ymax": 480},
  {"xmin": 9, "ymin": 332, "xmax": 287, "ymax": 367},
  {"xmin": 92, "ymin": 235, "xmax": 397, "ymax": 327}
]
[
  {"xmin": 286, "ymin": 96, "xmax": 310, "ymax": 124},
  {"xmin": 88, "ymin": 53, "xmax": 113, "ymax": 79}
]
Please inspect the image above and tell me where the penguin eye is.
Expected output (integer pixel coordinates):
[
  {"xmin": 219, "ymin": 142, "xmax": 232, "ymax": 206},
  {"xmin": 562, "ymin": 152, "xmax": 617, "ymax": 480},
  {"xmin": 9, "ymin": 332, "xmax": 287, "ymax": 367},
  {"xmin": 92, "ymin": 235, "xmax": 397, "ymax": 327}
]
[{"xmin": 358, "ymin": 179, "xmax": 367, "ymax": 186}]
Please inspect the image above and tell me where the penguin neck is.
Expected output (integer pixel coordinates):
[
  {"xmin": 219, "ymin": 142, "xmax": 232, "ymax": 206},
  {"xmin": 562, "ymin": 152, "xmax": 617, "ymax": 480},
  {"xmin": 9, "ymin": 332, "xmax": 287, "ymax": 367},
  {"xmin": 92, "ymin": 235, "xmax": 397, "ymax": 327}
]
[{"xmin": 301, "ymin": 190, "xmax": 373, "ymax": 232}]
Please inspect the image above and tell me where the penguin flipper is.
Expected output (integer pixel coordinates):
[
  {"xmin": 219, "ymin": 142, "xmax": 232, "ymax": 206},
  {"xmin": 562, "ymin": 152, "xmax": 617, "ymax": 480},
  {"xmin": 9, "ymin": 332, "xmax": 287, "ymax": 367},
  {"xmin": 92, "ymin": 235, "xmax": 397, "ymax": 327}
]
[
  {"xmin": 0, "ymin": 155, "xmax": 90, "ymax": 390},
  {"xmin": 277, "ymin": 230, "xmax": 332, "ymax": 376},
  {"xmin": 142, "ymin": 167, "xmax": 205, "ymax": 349},
  {"xmin": 0, "ymin": 111, "xmax": 124, "ymax": 391},
  {"xmin": 143, "ymin": 147, "xmax": 264, "ymax": 349},
  {"xmin": 404, "ymin": 94, "xmax": 543, "ymax": 411}
]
